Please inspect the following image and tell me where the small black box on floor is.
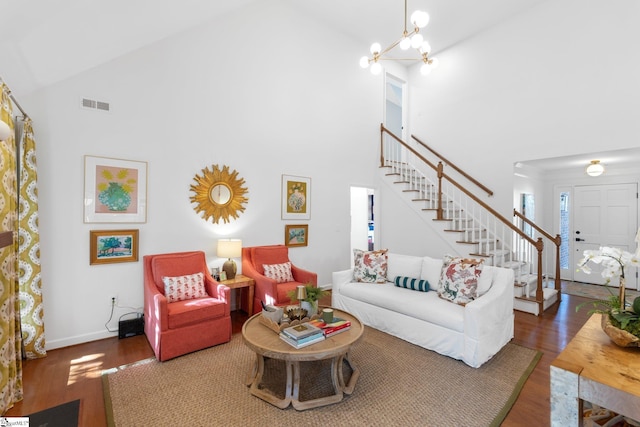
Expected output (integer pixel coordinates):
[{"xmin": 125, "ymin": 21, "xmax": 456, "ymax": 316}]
[{"xmin": 119, "ymin": 316, "xmax": 144, "ymax": 339}]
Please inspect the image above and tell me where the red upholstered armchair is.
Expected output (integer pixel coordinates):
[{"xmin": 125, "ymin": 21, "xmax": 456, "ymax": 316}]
[
  {"xmin": 242, "ymin": 245, "xmax": 318, "ymax": 315},
  {"xmin": 143, "ymin": 251, "xmax": 231, "ymax": 361}
]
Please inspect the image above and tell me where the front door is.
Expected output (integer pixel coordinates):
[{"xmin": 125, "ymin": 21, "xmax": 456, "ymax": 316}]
[{"xmin": 573, "ymin": 183, "xmax": 638, "ymax": 288}]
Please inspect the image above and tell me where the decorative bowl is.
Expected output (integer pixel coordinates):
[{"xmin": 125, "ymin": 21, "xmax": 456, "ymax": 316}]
[
  {"xmin": 601, "ymin": 313, "xmax": 640, "ymax": 348},
  {"xmin": 286, "ymin": 307, "xmax": 308, "ymax": 321}
]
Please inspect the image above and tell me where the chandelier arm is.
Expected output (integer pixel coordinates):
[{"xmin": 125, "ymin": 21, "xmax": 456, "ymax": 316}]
[{"xmin": 379, "ymin": 29, "xmax": 417, "ymax": 57}]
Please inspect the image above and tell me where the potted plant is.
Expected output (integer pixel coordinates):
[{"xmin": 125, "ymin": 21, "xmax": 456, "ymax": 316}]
[
  {"xmin": 287, "ymin": 283, "xmax": 329, "ymax": 317},
  {"xmin": 576, "ymin": 233, "xmax": 640, "ymax": 347}
]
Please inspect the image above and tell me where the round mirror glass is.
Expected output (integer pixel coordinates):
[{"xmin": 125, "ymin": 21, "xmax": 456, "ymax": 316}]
[{"xmin": 211, "ymin": 184, "xmax": 231, "ymax": 205}]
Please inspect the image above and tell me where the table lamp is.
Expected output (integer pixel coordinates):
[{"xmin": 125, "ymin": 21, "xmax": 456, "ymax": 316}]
[{"xmin": 217, "ymin": 239, "xmax": 242, "ymax": 280}]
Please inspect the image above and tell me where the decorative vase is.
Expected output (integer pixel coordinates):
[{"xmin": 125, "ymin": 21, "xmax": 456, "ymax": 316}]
[
  {"xmin": 601, "ymin": 313, "xmax": 640, "ymax": 348},
  {"xmin": 300, "ymin": 300, "xmax": 317, "ymax": 317},
  {"xmin": 98, "ymin": 182, "xmax": 131, "ymax": 211},
  {"xmin": 288, "ymin": 190, "xmax": 305, "ymax": 212}
]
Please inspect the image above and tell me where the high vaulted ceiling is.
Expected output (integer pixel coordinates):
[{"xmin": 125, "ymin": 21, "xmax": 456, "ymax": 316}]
[{"xmin": 0, "ymin": 0, "xmax": 547, "ymax": 96}]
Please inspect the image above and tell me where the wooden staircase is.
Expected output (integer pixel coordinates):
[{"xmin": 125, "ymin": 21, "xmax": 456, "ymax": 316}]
[{"xmin": 379, "ymin": 124, "xmax": 561, "ymax": 315}]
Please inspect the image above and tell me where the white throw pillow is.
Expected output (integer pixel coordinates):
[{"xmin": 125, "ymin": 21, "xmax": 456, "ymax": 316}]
[
  {"xmin": 386, "ymin": 253, "xmax": 423, "ymax": 283},
  {"xmin": 263, "ymin": 262, "xmax": 294, "ymax": 283},
  {"xmin": 163, "ymin": 272, "xmax": 207, "ymax": 303},
  {"xmin": 476, "ymin": 266, "xmax": 494, "ymax": 297},
  {"xmin": 420, "ymin": 256, "xmax": 443, "ymax": 289}
]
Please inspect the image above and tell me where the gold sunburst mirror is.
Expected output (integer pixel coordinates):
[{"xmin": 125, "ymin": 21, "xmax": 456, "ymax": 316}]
[{"xmin": 190, "ymin": 164, "xmax": 248, "ymax": 224}]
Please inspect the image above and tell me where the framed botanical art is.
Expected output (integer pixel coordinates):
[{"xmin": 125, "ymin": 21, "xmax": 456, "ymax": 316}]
[
  {"xmin": 281, "ymin": 175, "xmax": 311, "ymax": 220},
  {"xmin": 90, "ymin": 229, "xmax": 139, "ymax": 265},
  {"xmin": 285, "ymin": 224, "xmax": 308, "ymax": 247},
  {"xmin": 84, "ymin": 156, "xmax": 147, "ymax": 223}
]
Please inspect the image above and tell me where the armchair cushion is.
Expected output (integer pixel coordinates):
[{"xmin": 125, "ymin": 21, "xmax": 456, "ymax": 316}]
[
  {"xmin": 151, "ymin": 252, "xmax": 209, "ymax": 293},
  {"xmin": 163, "ymin": 272, "xmax": 207, "ymax": 303},
  {"xmin": 251, "ymin": 246, "xmax": 290, "ymax": 275},
  {"xmin": 263, "ymin": 262, "xmax": 294, "ymax": 283}
]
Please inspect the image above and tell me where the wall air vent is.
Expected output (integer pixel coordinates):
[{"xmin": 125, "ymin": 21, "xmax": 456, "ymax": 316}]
[{"xmin": 81, "ymin": 97, "xmax": 110, "ymax": 112}]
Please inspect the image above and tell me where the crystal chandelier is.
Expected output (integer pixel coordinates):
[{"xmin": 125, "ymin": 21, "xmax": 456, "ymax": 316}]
[{"xmin": 359, "ymin": 0, "xmax": 439, "ymax": 76}]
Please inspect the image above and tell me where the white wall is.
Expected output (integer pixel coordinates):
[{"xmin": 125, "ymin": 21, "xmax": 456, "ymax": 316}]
[
  {"xmin": 407, "ymin": 0, "xmax": 640, "ymax": 220},
  {"xmin": 24, "ymin": 0, "xmax": 384, "ymax": 349},
  {"xmin": 18, "ymin": 0, "xmax": 640, "ymax": 349}
]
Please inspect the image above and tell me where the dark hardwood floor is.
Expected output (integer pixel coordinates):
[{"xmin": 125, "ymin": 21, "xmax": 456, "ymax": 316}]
[{"xmin": 4, "ymin": 293, "xmax": 593, "ymax": 426}]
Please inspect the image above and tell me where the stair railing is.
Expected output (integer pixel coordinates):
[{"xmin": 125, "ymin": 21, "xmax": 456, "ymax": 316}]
[
  {"xmin": 513, "ymin": 209, "xmax": 562, "ymax": 292},
  {"xmin": 411, "ymin": 134, "xmax": 494, "ymax": 197},
  {"xmin": 380, "ymin": 124, "xmax": 561, "ymax": 314}
]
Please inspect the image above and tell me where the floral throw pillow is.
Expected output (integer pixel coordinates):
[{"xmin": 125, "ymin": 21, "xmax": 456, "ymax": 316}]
[
  {"xmin": 162, "ymin": 272, "xmax": 207, "ymax": 303},
  {"xmin": 263, "ymin": 262, "xmax": 294, "ymax": 283},
  {"xmin": 353, "ymin": 249, "xmax": 389, "ymax": 283},
  {"xmin": 437, "ymin": 255, "xmax": 484, "ymax": 305}
]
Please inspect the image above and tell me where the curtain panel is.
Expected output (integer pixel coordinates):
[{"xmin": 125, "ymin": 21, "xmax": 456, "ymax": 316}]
[
  {"xmin": 19, "ymin": 118, "xmax": 46, "ymax": 358},
  {"xmin": 0, "ymin": 82, "xmax": 23, "ymax": 413}
]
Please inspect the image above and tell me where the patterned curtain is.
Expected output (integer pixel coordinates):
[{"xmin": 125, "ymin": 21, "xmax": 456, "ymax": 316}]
[
  {"xmin": 19, "ymin": 118, "xmax": 46, "ymax": 359},
  {"xmin": 0, "ymin": 82, "xmax": 23, "ymax": 413}
]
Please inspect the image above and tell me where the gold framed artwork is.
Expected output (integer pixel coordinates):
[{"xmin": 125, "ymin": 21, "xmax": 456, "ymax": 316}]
[
  {"xmin": 285, "ymin": 224, "xmax": 308, "ymax": 247},
  {"xmin": 84, "ymin": 156, "xmax": 147, "ymax": 223},
  {"xmin": 90, "ymin": 229, "xmax": 139, "ymax": 265},
  {"xmin": 281, "ymin": 175, "xmax": 310, "ymax": 220}
]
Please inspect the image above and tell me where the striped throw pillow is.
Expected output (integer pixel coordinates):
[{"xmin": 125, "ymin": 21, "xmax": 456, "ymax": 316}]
[{"xmin": 394, "ymin": 276, "xmax": 430, "ymax": 292}]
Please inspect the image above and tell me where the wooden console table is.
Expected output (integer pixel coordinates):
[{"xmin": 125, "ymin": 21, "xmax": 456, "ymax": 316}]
[{"xmin": 550, "ymin": 313, "xmax": 640, "ymax": 426}]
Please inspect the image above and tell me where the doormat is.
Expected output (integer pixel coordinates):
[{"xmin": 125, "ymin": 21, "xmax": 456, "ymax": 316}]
[{"xmin": 28, "ymin": 399, "xmax": 80, "ymax": 427}]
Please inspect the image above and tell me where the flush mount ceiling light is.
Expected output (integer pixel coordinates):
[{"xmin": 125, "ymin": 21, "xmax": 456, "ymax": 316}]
[
  {"xmin": 359, "ymin": 0, "xmax": 439, "ymax": 76},
  {"xmin": 586, "ymin": 160, "xmax": 605, "ymax": 177}
]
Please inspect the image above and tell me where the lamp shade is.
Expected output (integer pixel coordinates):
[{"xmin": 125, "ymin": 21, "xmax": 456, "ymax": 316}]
[
  {"xmin": 217, "ymin": 239, "xmax": 242, "ymax": 258},
  {"xmin": 296, "ymin": 285, "xmax": 307, "ymax": 301},
  {"xmin": 586, "ymin": 160, "xmax": 604, "ymax": 177},
  {"xmin": 0, "ymin": 120, "xmax": 11, "ymax": 141}
]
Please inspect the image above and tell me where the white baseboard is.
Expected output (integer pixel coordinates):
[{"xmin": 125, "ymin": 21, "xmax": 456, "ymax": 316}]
[{"xmin": 46, "ymin": 329, "xmax": 118, "ymax": 350}]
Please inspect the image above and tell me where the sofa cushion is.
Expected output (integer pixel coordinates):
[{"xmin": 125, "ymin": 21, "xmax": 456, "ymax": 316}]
[
  {"xmin": 339, "ymin": 281, "xmax": 464, "ymax": 333},
  {"xmin": 477, "ymin": 266, "xmax": 494, "ymax": 297},
  {"xmin": 394, "ymin": 276, "xmax": 430, "ymax": 292},
  {"xmin": 420, "ymin": 256, "xmax": 443, "ymax": 287},
  {"xmin": 163, "ymin": 272, "xmax": 208, "ymax": 303},
  {"xmin": 263, "ymin": 262, "xmax": 294, "ymax": 283},
  {"xmin": 353, "ymin": 249, "xmax": 388, "ymax": 283},
  {"xmin": 437, "ymin": 255, "xmax": 484, "ymax": 306},
  {"xmin": 387, "ymin": 253, "xmax": 423, "ymax": 282},
  {"xmin": 251, "ymin": 246, "xmax": 289, "ymax": 275}
]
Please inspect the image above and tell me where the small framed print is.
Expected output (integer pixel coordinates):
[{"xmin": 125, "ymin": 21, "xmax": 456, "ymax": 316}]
[
  {"xmin": 281, "ymin": 175, "xmax": 310, "ymax": 220},
  {"xmin": 90, "ymin": 229, "xmax": 139, "ymax": 265},
  {"xmin": 285, "ymin": 224, "xmax": 308, "ymax": 247},
  {"xmin": 84, "ymin": 156, "xmax": 148, "ymax": 223}
]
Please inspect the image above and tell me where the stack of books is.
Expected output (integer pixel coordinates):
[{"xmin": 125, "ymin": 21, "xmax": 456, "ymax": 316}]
[
  {"xmin": 309, "ymin": 317, "xmax": 352, "ymax": 337},
  {"xmin": 279, "ymin": 322, "xmax": 325, "ymax": 349}
]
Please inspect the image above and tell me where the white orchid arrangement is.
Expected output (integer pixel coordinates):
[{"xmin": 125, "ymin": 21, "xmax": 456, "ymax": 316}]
[
  {"xmin": 577, "ymin": 228, "xmax": 640, "ymax": 283},
  {"xmin": 576, "ymin": 229, "xmax": 640, "ymax": 328}
]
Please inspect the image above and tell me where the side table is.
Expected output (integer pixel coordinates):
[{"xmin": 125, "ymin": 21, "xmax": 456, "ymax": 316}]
[{"xmin": 220, "ymin": 274, "xmax": 255, "ymax": 315}]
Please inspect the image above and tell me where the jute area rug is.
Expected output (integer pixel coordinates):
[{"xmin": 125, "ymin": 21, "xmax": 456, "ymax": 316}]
[{"xmin": 102, "ymin": 327, "xmax": 540, "ymax": 427}]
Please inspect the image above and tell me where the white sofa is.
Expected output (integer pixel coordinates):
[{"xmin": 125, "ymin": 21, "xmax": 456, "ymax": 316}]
[{"xmin": 331, "ymin": 252, "xmax": 515, "ymax": 368}]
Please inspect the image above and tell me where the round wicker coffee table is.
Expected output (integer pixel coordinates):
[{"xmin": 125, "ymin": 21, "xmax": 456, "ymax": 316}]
[{"xmin": 242, "ymin": 307, "xmax": 363, "ymax": 410}]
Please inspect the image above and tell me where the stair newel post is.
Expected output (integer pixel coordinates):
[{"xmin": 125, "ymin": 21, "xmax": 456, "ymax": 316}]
[
  {"xmin": 436, "ymin": 161, "xmax": 444, "ymax": 220},
  {"xmin": 535, "ymin": 237, "xmax": 544, "ymax": 314},
  {"xmin": 379, "ymin": 123, "xmax": 385, "ymax": 168},
  {"xmin": 554, "ymin": 234, "xmax": 562, "ymax": 295}
]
